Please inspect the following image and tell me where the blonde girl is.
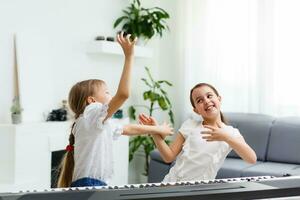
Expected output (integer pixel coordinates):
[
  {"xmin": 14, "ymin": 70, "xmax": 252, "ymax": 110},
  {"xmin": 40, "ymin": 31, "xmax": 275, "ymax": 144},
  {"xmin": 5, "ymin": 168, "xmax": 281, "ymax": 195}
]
[{"xmin": 57, "ymin": 33, "xmax": 173, "ymax": 187}]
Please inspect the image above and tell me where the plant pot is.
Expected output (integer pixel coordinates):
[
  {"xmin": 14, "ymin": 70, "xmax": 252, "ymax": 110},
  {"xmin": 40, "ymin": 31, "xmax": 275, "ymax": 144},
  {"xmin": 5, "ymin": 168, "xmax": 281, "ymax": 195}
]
[
  {"xmin": 139, "ymin": 174, "xmax": 148, "ymax": 183},
  {"xmin": 128, "ymin": 147, "xmax": 148, "ymax": 184},
  {"xmin": 136, "ymin": 38, "xmax": 149, "ymax": 46},
  {"xmin": 11, "ymin": 113, "xmax": 22, "ymax": 124}
]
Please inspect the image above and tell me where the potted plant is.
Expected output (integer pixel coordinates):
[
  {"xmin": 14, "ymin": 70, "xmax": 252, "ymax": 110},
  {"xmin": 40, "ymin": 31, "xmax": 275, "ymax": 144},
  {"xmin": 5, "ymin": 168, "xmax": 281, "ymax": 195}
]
[
  {"xmin": 113, "ymin": 0, "xmax": 170, "ymax": 43},
  {"xmin": 128, "ymin": 66, "xmax": 174, "ymax": 177},
  {"xmin": 10, "ymin": 96, "xmax": 23, "ymax": 124}
]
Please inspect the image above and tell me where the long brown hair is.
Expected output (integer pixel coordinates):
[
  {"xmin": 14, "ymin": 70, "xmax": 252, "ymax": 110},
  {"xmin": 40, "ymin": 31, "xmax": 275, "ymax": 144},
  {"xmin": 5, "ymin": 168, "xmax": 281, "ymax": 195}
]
[
  {"xmin": 57, "ymin": 79, "xmax": 105, "ymax": 187},
  {"xmin": 189, "ymin": 83, "xmax": 227, "ymax": 124}
]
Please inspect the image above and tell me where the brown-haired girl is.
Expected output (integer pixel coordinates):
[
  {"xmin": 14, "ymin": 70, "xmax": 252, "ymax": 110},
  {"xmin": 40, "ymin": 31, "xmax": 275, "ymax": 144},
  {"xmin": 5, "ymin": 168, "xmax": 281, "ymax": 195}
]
[
  {"xmin": 139, "ymin": 83, "xmax": 256, "ymax": 182},
  {"xmin": 57, "ymin": 33, "xmax": 173, "ymax": 188}
]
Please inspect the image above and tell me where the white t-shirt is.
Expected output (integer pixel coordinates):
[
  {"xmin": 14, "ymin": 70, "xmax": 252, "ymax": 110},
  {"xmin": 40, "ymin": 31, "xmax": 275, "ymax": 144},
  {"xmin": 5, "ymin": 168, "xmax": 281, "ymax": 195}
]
[
  {"xmin": 72, "ymin": 102, "xmax": 123, "ymax": 182},
  {"xmin": 163, "ymin": 118, "xmax": 241, "ymax": 182}
]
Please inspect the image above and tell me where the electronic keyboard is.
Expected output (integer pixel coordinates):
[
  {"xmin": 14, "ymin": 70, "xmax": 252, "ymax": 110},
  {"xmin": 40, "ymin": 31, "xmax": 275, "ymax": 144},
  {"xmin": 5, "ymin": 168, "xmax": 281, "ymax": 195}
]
[{"xmin": 1, "ymin": 176, "xmax": 300, "ymax": 200}]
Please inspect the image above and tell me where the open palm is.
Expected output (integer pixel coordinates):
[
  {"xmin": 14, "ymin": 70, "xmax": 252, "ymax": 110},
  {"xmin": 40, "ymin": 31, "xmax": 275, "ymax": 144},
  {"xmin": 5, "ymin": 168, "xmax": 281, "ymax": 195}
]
[{"xmin": 138, "ymin": 113, "xmax": 158, "ymax": 126}]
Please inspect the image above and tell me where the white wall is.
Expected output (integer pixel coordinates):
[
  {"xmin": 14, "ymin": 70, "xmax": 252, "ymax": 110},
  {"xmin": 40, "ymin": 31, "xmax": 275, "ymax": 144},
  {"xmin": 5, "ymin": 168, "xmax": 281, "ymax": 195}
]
[
  {"xmin": 0, "ymin": 0, "xmax": 162, "ymax": 123},
  {"xmin": 0, "ymin": 0, "xmax": 184, "ymax": 187},
  {"xmin": 156, "ymin": 0, "xmax": 185, "ymax": 129}
]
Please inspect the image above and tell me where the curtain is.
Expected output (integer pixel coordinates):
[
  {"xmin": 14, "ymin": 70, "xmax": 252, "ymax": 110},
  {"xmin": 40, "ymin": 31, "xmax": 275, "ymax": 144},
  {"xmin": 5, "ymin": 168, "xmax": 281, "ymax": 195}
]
[{"xmin": 178, "ymin": 0, "xmax": 300, "ymax": 117}]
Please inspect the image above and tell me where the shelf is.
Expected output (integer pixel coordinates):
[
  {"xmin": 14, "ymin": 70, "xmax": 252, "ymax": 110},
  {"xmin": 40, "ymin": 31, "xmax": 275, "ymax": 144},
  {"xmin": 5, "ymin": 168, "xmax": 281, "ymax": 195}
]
[{"xmin": 86, "ymin": 40, "xmax": 153, "ymax": 58}]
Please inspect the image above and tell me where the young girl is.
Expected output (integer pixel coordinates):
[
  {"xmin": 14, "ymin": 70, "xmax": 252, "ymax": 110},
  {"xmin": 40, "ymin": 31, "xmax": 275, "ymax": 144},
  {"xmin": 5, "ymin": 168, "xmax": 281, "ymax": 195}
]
[
  {"xmin": 57, "ymin": 33, "xmax": 173, "ymax": 188},
  {"xmin": 139, "ymin": 83, "xmax": 257, "ymax": 182}
]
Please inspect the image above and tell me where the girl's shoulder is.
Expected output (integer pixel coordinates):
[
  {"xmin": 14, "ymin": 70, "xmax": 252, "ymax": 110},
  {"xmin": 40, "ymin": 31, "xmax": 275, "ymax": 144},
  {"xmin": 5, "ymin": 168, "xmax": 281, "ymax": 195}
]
[
  {"xmin": 83, "ymin": 102, "xmax": 108, "ymax": 120},
  {"xmin": 84, "ymin": 102, "xmax": 108, "ymax": 116},
  {"xmin": 76, "ymin": 102, "xmax": 109, "ymax": 131},
  {"xmin": 181, "ymin": 118, "xmax": 202, "ymax": 128},
  {"xmin": 179, "ymin": 117, "xmax": 203, "ymax": 138}
]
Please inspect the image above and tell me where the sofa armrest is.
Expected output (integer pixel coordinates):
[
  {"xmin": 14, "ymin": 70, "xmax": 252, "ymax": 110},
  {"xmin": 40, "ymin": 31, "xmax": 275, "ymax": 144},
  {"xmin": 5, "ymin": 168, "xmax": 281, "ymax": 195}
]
[
  {"xmin": 150, "ymin": 149, "xmax": 166, "ymax": 163},
  {"xmin": 148, "ymin": 149, "xmax": 173, "ymax": 183}
]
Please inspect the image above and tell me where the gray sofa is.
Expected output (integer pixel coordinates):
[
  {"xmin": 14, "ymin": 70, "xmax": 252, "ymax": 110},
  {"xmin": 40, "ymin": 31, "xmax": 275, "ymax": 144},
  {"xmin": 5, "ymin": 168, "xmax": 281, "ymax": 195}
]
[{"xmin": 148, "ymin": 112, "xmax": 300, "ymax": 183}]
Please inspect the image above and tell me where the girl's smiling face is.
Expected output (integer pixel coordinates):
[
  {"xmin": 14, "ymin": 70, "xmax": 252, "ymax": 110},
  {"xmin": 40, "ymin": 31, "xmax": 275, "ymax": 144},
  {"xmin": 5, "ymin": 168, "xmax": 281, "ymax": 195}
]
[{"xmin": 191, "ymin": 85, "xmax": 222, "ymax": 120}]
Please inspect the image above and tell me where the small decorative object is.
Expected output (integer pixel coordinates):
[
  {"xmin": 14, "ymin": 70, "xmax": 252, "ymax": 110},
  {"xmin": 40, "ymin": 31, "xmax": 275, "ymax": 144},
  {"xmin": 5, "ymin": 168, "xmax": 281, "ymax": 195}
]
[
  {"xmin": 46, "ymin": 100, "xmax": 69, "ymax": 121},
  {"xmin": 114, "ymin": 0, "xmax": 170, "ymax": 43},
  {"xmin": 46, "ymin": 109, "xmax": 67, "ymax": 121},
  {"xmin": 95, "ymin": 36, "xmax": 105, "ymax": 41},
  {"xmin": 113, "ymin": 109, "xmax": 123, "ymax": 119},
  {"xmin": 106, "ymin": 36, "xmax": 115, "ymax": 42},
  {"xmin": 128, "ymin": 66, "xmax": 174, "ymax": 176},
  {"xmin": 10, "ymin": 96, "xmax": 23, "ymax": 124}
]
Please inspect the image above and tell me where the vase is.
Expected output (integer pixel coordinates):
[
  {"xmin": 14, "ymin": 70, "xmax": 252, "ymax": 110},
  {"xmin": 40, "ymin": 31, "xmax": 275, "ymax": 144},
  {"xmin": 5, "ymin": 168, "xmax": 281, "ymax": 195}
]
[{"xmin": 11, "ymin": 113, "xmax": 22, "ymax": 124}]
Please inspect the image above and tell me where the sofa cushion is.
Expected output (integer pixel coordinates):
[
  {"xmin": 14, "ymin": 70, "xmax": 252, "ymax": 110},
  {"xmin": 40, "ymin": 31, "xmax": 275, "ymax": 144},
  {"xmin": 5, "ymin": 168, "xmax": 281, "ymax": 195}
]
[
  {"xmin": 241, "ymin": 161, "xmax": 300, "ymax": 177},
  {"xmin": 224, "ymin": 113, "xmax": 274, "ymax": 161},
  {"xmin": 267, "ymin": 117, "xmax": 300, "ymax": 164},
  {"xmin": 216, "ymin": 158, "xmax": 257, "ymax": 179}
]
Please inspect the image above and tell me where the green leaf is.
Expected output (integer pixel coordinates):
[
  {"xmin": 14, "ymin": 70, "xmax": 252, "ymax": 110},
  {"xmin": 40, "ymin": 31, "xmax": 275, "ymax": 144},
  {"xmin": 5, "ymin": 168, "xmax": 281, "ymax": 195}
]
[
  {"xmin": 128, "ymin": 106, "xmax": 136, "ymax": 120},
  {"xmin": 165, "ymin": 96, "xmax": 171, "ymax": 106},
  {"xmin": 149, "ymin": 92, "xmax": 160, "ymax": 102},
  {"xmin": 129, "ymin": 136, "xmax": 144, "ymax": 161},
  {"xmin": 145, "ymin": 67, "xmax": 155, "ymax": 85},
  {"xmin": 158, "ymin": 96, "xmax": 168, "ymax": 110},
  {"xmin": 141, "ymin": 78, "xmax": 152, "ymax": 88},
  {"xmin": 154, "ymin": 82, "xmax": 160, "ymax": 89},
  {"xmin": 143, "ymin": 90, "xmax": 151, "ymax": 100},
  {"xmin": 114, "ymin": 16, "xmax": 128, "ymax": 28},
  {"xmin": 122, "ymin": 10, "xmax": 131, "ymax": 16},
  {"xmin": 168, "ymin": 110, "xmax": 175, "ymax": 125},
  {"xmin": 136, "ymin": 0, "xmax": 141, "ymax": 7},
  {"xmin": 143, "ymin": 137, "xmax": 155, "ymax": 154},
  {"xmin": 165, "ymin": 138, "xmax": 171, "ymax": 145},
  {"xmin": 160, "ymin": 89, "xmax": 167, "ymax": 95},
  {"xmin": 152, "ymin": 7, "xmax": 170, "ymax": 18},
  {"xmin": 158, "ymin": 80, "xmax": 173, "ymax": 86}
]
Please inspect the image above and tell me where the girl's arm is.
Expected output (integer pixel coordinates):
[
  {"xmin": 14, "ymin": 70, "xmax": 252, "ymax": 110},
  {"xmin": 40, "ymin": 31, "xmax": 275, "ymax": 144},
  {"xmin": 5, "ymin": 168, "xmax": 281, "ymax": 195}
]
[
  {"xmin": 224, "ymin": 136, "xmax": 257, "ymax": 164},
  {"xmin": 105, "ymin": 33, "xmax": 137, "ymax": 120},
  {"xmin": 138, "ymin": 113, "xmax": 184, "ymax": 163},
  {"xmin": 122, "ymin": 123, "xmax": 173, "ymax": 137},
  {"xmin": 152, "ymin": 133, "xmax": 185, "ymax": 163},
  {"xmin": 202, "ymin": 123, "xmax": 257, "ymax": 164}
]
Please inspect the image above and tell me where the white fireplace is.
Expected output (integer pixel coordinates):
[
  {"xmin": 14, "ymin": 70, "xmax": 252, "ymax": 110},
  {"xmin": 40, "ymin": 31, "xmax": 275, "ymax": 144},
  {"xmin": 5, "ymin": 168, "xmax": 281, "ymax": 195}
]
[{"xmin": 0, "ymin": 119, "xmax": 129, "ymax": 192}]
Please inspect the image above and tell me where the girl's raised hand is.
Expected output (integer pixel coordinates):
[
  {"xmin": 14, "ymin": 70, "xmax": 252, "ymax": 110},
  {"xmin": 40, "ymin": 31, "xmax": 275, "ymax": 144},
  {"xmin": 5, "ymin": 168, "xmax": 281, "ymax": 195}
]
[
  {"xmin": 157, "ymin": 122, "xmax": 174, "ymax": 137},
  {"xmin": 138, "ymin": 113, "xmax": 158, "ymax": 126},
  {"xmin": 201, "ymin": 122, "xmax": 231, "ymax": 142},
  {"xmin": 116, "ymin": 32, "xmax": 138, "ymax": 58}
]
